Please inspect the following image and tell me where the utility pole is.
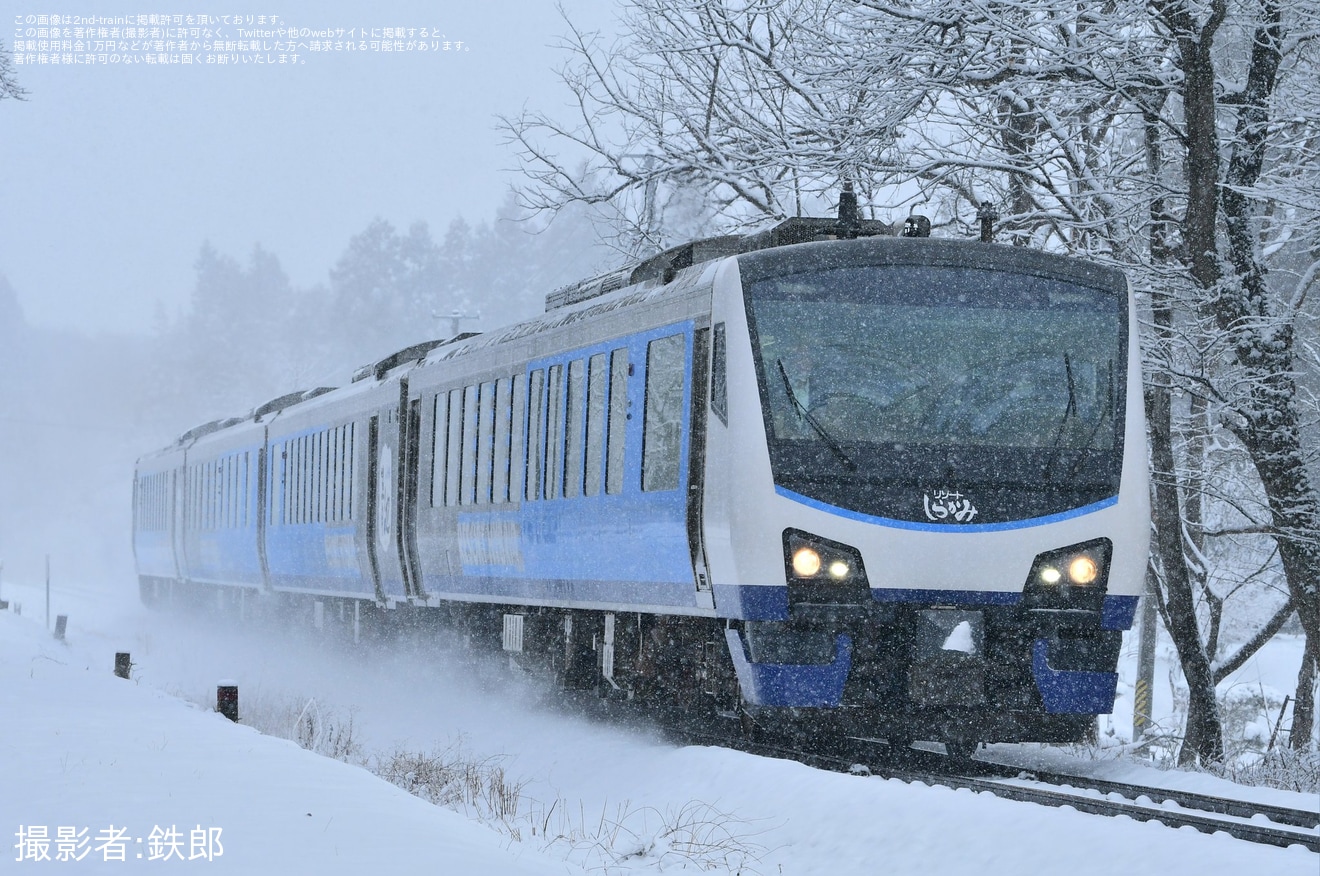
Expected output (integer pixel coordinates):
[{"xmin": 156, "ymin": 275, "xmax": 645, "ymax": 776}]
[{"xmin": 1134, "ymin": 562, "xmax": 1159, "ymax": 743}]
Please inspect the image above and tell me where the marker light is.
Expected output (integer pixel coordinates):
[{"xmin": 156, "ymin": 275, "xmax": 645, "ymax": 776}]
[
  {"xmin": 792, "ymin": 547, "xmax": 822, "ymax": 577},
  {"xmin": 1040, "ymin": 567, "xmax": 1062, "ymax": 585},
  {"xmin": 828, "ymin": 560, "xmax": 850, "ymax": 579},
  {"xmin": 1068, "ymin": 555, "xmax": 1099, "ymax": 585}
]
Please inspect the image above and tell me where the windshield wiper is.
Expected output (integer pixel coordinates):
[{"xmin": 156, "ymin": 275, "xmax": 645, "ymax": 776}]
[
  {"xmin": 1042, "ymin": 354, "xmax": 1079, "ymax": 484},
  {"xmin": 776, "ymin": 359, "xmax": 857, "ymax": 471},
  {"xmin": 1063, "ymin": 360, "xmax": 1115, "ymax": 482}
]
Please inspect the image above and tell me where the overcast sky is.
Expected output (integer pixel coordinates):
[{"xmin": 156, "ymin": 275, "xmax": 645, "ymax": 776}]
[{"xmin": 1, "ymin": 1, "xmax": 611, "ymax": 335}]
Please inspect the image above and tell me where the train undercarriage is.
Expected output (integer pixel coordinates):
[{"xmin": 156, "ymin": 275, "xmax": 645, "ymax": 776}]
[{"xmin": 140, "ymin": 575, "xmax": 1114, "ymax": 752}]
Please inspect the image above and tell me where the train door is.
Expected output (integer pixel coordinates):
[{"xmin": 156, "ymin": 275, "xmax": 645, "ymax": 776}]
[
  {"xmin": 368, "ymin": 403, "xmax": 409, "ymax": 601},
  {"xmin": 687, "ymin": 326, "xmax": 714, "ymax": 607},
  {"xmin": 255, "ymin": 444, "xmax": 271, "ymax": 592},
  {"xmin": 399, "ymin": 394, "xmax": 424, "ymax": 599},
  {"xmin": 365, "ymin": 415, "xmax": 385, "ymax": 600},
  {"xmin": 171, "ymin": 464, "xmax": 188, "ymax": 582}
]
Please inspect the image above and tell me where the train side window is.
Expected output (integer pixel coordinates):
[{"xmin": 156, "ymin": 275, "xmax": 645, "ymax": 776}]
[
  {"xmin": 289, "ymin": 441, "xmax": 297, "ymax": 525},
  {"xmin": 319, "ymin": 432, "xmax": 329, "ymax": 523},
  {"xmin": 606, "ymin": 347, "xmax": 629, "ymax": 495},
  {"xmin": 476, "ymin": 381, "xmax": 495, "ymax": 504},
  {"xmin": 460, "ymin": 383, "xmax": 479, "ymax": 505},
  {"xmin": 304, "ymin": 441, "xmax": 312, "ymax": 525},
  {"xmin": 711, "ymin": 322, "xmax": 728, "ymax": 426},
  {"xmin": 642, "ymin": 333, "xmax": 686, "ymax": 492},
  {"xmin": 291, "ymin": 439, "xmax": 301, "ymax": 524},
  {"xmin": 493, "ymin": 377, "xmax": 512, "ymax": 504},
  {"xmin": 431, "ymin": 393, "xmax": 448, "ymax": 507},
  {"xmin": 527, "ymin": 369, "xmax": 545, "ymax": 501},
  {"xmin": 346, "ymin": 424, "xmax": 355, "ymax": 519},
  {"xmin": 335, "ymin": 426, "xmax": 345, "ymax": 521},
  {"xmin": 300, "ymin": 437, "xmax": 309, "ymax": 524},
  {"xmin": 312, "ymin": 434, "xmax": 322, "ymax": 524},
  {"xmin": 546, "ymin": 364, "xmax": 565, "ymax": 500},
  {"xmin": 585, "ymin": 353, "xmax": 607, "ymax": 497},
  {"xmin": 565, "ymin": 359, "xmax": 586, "ymax": 499},
  {"xmin": 313, "ymin": 434, "xmax": 322, "ymax": 523},
  {"xmin": 304, "ymin": 438, "xmax": 313, "ymax": 524},
  {"xmin": 233, "ymin": 455, "xmax": 240, "ymax": 528},
  {"xmin": 510, "ymin": 373, "xmax": 527, "ymax": 502},
  {"xmin": 332, "ymin": 430, "xmax": 343, "ymax": 522},
  {"xmin": 275, "ymin": 447, "xmax": 283, "ymax": 526},
  {"xmin": 323, "ymin": 432, "xmax": 332, "ymax": 523},
  {"xmin": 445, "ymin": 388, "xmax": 463, "ymax": 506}
]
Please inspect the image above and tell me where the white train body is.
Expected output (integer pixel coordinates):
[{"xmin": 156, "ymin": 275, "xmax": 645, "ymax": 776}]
[{"xmin": 135, "ymin": 221, "xmax": 1148, "ymax": 746}]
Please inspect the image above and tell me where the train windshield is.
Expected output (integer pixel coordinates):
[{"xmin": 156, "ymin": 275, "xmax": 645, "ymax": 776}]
[{"xmin": 745, "ymin": 262, "xmax": 1126, "ymax": 524}]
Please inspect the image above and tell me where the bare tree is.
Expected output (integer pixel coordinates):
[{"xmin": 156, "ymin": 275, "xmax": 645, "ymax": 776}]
[{"xmin": 0, "ymin": 39, "xmax": 28, "ymax": 102}]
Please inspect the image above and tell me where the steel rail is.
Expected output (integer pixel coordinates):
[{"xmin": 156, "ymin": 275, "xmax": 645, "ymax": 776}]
[
  {"xmin": 973, "ymin": 760, "xmax": 1320, "ymax": 831},
  {"xmin": 665, "ymin": 723, "xmax": 1319, "ymax": 852}
]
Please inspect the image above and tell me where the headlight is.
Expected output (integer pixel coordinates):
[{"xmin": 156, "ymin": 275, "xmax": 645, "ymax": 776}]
[
  {"xmin": 1023, "ymin": 538, "xmax": 1112, "ymax": 612},
  {"xmin": 1068, "ymin": 555, "xmax": 1099, "ymax": 585},
  {"xmin": 792, "ymin": 547, "xmax": 822, "ymax": 577},
  {"xmin": 783, "ymin": 530, "xmax": 867, "ymax": 587}
]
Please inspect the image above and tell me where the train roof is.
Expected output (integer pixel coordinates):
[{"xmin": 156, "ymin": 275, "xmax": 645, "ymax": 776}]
[{"xmin": 153, "ymin": 191, "xmax": 1123, "ymax": 459}]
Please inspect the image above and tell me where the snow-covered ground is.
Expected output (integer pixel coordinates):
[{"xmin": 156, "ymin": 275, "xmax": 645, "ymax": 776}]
[{"xmin": 2, "ymin": 574, "xmax": 1316, "ymax": 874}]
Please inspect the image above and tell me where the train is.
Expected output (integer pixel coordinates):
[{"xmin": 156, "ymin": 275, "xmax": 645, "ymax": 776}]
[{"xmin": 134, "ymin": 197, "xmax": 1149, "ymax": 752}]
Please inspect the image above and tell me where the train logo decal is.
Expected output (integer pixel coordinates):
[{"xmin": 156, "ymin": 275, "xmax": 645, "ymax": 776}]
[
  {"xmin": 377, "ymin": 445, "xmax": 394, "ymax": 552},
  {"xmin": 923, "ymin": 489, "xmax": 978, "ymax": 523}
]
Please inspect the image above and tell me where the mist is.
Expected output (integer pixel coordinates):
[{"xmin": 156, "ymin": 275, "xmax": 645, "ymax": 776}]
[{"xmin": 0, "ymin": 2, "xmax": 618, "ymax": 587}]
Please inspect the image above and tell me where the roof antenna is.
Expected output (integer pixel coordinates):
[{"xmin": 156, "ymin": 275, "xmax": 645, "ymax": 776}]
[
  {"xmin": 836, "ymin": 181, "xmax": 861, "ymax": 238},
  {"xmin": 977, "ymin": 201, "xmax": 999, "ymax": 243}
]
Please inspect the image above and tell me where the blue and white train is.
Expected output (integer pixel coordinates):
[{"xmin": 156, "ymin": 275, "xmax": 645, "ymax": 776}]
[{"xmin": 134, "ymin": 207, "xmax": 1149, "ymax": 749}]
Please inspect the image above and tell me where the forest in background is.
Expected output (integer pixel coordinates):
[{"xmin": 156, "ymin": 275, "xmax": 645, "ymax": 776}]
[{"xmin": 0, "ymin": 196, "xmax": 616, "ymax": 588}]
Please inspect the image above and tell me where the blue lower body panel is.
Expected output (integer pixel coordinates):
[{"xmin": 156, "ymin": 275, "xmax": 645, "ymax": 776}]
[
  {"xmin": 1030, "ymin": 639, "xmax": 1119, "ymax": 713},
  {"xmin": 726, "ymin": 629, "xmax": 852, "ymax": 707}
]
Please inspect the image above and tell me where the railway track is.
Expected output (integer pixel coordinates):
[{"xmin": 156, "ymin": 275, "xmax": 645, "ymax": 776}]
[{"xmin": 663, "ymin": 720, "xmax": 1320, "ymax": 852}]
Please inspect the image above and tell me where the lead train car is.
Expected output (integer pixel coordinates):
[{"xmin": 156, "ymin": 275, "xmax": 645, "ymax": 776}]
[{"xmin": 134, "ymin": 223, "xmax": 1149, "ymax": 749}]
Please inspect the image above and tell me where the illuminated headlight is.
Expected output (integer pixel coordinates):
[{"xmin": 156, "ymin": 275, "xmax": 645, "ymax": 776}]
[
  {"xmin": 1024, "ymin": 538, "xmax": 1112, "ymax": 611},
  {"xmin": 783, "ymin": 530, "xmax": 866, "ymax": 585},
  {"xmin": 792, "ymin": 547, "xmax": 822, "ymax": 577},
  {"xmin": 1068, "ymin": 555, "xmax": 1099, "ymax": 585}
]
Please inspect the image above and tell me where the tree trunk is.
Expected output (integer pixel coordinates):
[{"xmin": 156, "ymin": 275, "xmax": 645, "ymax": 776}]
[
  {"xmin": 1291, "ymin": 640, "xmax": 1317, "ymax": 751},
  {"xmin": 1145, "ymin": 375, "xmax": 1225, "ymax": 764}
]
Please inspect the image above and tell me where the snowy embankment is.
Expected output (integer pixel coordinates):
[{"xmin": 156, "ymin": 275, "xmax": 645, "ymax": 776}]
[
  {"xmin": 1, "ymin": 576, "xmax": 1316, "ymax": 874},
  {"xmin": 0, "ymin": 607, "xmax": 585, "ymax": 874}
]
